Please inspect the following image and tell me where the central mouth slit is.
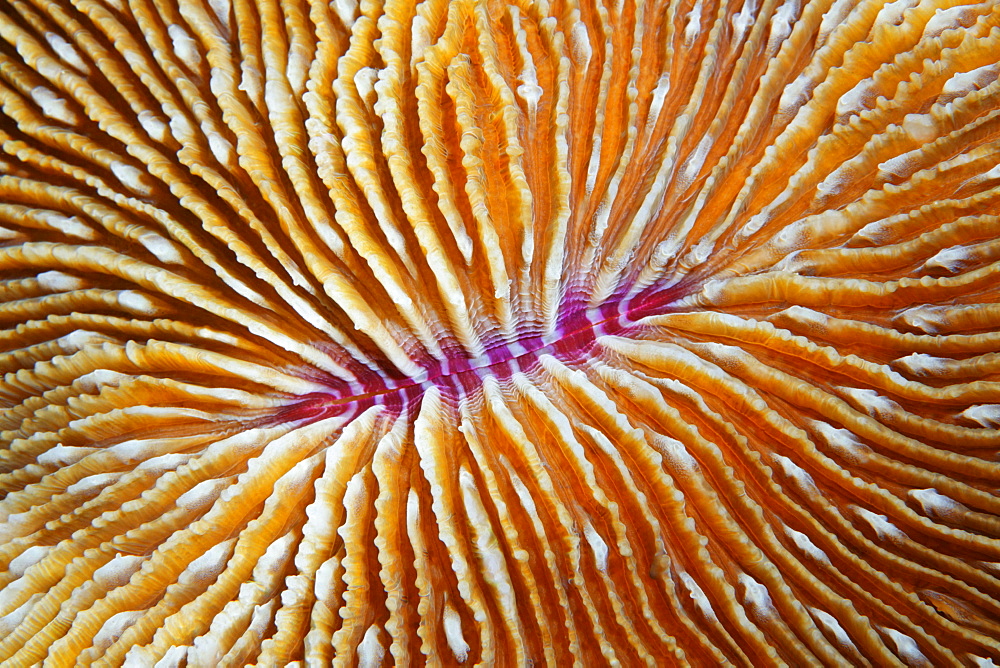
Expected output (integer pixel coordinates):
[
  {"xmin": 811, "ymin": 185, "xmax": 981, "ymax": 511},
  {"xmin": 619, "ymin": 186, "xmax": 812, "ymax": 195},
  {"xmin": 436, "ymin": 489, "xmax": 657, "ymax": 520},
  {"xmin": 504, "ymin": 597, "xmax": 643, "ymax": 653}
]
[{"xmin": 282, "ymin": 284, "xmax": 693, "ymax": 423}]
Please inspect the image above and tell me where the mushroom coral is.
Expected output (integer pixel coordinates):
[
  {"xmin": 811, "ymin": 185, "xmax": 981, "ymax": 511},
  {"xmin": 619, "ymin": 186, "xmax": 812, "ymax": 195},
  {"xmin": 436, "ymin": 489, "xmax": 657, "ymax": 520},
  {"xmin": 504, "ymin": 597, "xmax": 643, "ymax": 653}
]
[{"xmin": 2, "ymin": 0, "xmax": 1000, "ymax": 663}]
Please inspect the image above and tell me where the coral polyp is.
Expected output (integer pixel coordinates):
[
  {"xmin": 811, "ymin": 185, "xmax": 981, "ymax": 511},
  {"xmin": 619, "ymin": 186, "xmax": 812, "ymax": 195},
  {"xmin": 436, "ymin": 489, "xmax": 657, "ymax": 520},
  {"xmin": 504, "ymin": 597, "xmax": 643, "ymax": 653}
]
[{"xmin": 2, "ymin": 0, "xmax": 1000, "ymax": 664}]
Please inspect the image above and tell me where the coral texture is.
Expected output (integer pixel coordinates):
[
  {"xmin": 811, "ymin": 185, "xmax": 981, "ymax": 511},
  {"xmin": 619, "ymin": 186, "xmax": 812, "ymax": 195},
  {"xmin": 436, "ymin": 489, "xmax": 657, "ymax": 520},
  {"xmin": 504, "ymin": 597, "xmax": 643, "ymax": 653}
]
[{"xmin": 2, "ymin": 0, "xmax": 1000, "ymax": 664}]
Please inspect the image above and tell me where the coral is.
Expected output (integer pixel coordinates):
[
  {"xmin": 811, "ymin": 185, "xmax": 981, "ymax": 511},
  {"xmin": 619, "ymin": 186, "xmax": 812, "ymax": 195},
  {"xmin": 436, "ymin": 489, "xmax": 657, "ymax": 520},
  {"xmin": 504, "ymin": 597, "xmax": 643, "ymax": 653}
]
[{"xmin": 2, "ymin": 0, "xmax": 1000, "ymax": 663}]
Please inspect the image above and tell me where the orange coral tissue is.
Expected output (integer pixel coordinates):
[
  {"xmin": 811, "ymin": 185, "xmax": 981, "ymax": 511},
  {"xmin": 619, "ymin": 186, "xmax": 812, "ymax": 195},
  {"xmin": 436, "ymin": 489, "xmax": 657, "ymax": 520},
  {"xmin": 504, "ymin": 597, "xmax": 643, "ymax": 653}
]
[{"xmin": 2, "ymin": 0, "xmax": 1000, "ymax": 664}]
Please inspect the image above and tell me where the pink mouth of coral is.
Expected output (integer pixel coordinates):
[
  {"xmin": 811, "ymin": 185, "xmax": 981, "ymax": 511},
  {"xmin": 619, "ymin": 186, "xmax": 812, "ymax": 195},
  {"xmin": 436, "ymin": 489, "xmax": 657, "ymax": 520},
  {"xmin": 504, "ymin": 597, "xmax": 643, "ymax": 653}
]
[{"xmin": 281, "ymin": 284, "xmax": 691, "ymax": 423}]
